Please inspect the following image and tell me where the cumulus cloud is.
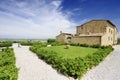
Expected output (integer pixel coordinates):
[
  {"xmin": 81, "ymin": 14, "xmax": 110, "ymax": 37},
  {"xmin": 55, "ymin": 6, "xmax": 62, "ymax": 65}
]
[{"xmin": 0, "ymin": 0, "xmax": 77, "ymax": 39}]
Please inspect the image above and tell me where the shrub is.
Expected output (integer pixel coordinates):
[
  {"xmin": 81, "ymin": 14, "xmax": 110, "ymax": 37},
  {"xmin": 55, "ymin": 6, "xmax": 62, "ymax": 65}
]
[
  {"xmin": 90, "ymin": 44, "xmax": 101, "ymax": 48},
  {"xmin": 19, "ymin": 41, "xmax": 33, "ymax": 46},
  {"xmin": 79, "ymin": 44, "xmax": 89, "ymax": 47},
  {"xmin": 30, "ymin": 45, "xmax": 113, "ymax": 79},
  {"xmin": 0, "ymin": 48, "xmax": 18, "ymax": 80},
  {"xmin": 47, "ymin": 39, "xmax": 62, "ymax": 46},
  {"xmin": 20, "ymin": 41, "xmax": 47, "ymax": 47},
  {"xmin": 117, "ymin": 38, "xmax": 120, "ymax": 44},
  {"xmin": 0, "ymin": 41, "xmax": 12, "ymax": 47},
  {"xmin": 47, "ymin": 39, "xmax": 56, "ymax": 44}
]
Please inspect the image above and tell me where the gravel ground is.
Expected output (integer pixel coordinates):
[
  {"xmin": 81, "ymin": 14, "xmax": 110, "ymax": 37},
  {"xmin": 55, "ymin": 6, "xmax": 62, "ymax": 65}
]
[
  {"xmin": 13, "ymin": 43, "xmax": 120, "ymax": 80},
  {"xmin": 12, "ymin": 43, "xmax": 70, "ymax": 80},
  {"xmin": 81, "ymin": 45, "xmax": 120, "ymax": 80}
]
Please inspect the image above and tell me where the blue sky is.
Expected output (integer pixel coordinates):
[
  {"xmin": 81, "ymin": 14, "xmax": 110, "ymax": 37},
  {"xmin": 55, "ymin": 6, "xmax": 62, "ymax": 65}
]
[{"xmin": 0, "ymin": 0, "xmax": 120, "ymax": 39}]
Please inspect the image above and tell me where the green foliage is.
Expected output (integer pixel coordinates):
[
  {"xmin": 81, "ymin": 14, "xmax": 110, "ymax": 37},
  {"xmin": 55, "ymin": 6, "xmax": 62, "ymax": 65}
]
[
  {"xmin": 19, "ymin": 41, "xmax": 33, "ymax": 46},
  {"xmin": 0, "ymin": 41, "xmax": 12, "ymax": 47},
  {"xmin": 117, "ymin": 38, "xmax": 120, "ymax": 44},
  {"xmin": 30, "ymin": 45, "xmax": 113, "ymax": 79},
  {"xmin": 47, "ymin": 39, "xmax": 61, "ymax": 46},
  {"xmin": 0, "ymin": 48, "xmax": 18, "ymax": 80},
  {"xmin": 79, "ymin": 44, "xmax": 89, "ymax": 47},
  {"xmin": 20, "ymin": 39, "xmax": 61, "ymax": 46},
  {"xmin": 47, "ymin": 39, "xmax": 56, "ymax": 44},
  {"xmin": 20, "ymin": 40, "xmax": 47, "ymax": 46},
  {"xmin": 70, "ymin": 43, "xmax": 107, "ymax": 49}
]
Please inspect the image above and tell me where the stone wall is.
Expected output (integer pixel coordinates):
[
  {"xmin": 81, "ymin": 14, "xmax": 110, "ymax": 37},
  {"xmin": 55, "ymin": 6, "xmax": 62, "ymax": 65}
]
[
  {"xmin": 101, "ymin": 25, "xmax": 118, "ymax": 46},
  {"xmin": 56, "ymin": 34, "xmax": 65, "ymax": 43},
  {"xmin": 77, "ymin": 20, "xmax": 107, "ymax": 35},
  {"xmin": 71, "ymin": 36, "xmax": 101, "ymax": 45}
]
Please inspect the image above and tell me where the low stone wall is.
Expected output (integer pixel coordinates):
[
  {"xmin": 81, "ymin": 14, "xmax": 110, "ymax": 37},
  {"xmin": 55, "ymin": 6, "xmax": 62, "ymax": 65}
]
[{"xmin": 71, "ymin": 36, "xmax": 101, "ymax": 45}]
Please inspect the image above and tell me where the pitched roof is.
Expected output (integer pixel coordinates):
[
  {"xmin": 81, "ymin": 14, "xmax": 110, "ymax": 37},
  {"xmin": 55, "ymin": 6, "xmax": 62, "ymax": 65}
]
[
  {"xmin": 56, "ymin": 33, "xmax": 73, "ymax": 37},
  {"xmin": 62, "ymin": 33, "xmax": 73, "ymax": 35},
  {"xmin": 77, "ymin": 20, "xmax": 116, "ymax": 28},
  {"xmin": 93, "ymin": 20, "xmax": 115, "ymax": 26}
]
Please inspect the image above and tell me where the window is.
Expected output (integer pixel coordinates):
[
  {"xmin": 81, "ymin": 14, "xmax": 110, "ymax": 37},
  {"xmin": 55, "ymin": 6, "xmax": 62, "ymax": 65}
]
[
  {"xmin": 66, "ymin": 37, "xmax": 71, "ymax": 42},
  {"xmin": 80, "ymin": 27, "xmax": 83, "ymax": 30},
  {"xmin": 109, "ymin": 29, "xmax": 111, "ymax": 33},
  {"xmin": 111, "ymin": 30, "xmax": 112, "ymax": 34}
]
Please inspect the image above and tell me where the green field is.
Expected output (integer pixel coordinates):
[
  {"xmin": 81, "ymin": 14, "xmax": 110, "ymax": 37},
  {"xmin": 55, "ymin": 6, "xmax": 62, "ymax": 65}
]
[{"xmin": 40, "ymin": 45, "xmax": 98, "ymax": 59}]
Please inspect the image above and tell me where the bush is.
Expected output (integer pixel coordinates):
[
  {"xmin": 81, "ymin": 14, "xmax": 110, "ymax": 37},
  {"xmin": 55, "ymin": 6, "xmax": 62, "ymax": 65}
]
[
  {"xmin": 47, "ymin": 39, "xmax": 61, "ymax": 46},
  {"xmin": 79, "ymin": 44, "xmax": 89, "ymax": 47},
  {"xmin": 70, "ymin": 43, "xmax": 109, "ymax": 49},
  {"xmin": 0, "ymin": 48, "xmax": 18, "ymax": 80},
  {"xmin": 19, "ymin": 41, "xmax": 33, "ymax": 46},
  {"xmin": 20, "ymin": 41, "xmax": 47, "ymax": 47},
  {"xmin": 47, "ymin": 39, "xmax": 56, "ymax": 44},
  {"xmin": 90, "ymin": 44, "xmax": 101, "ymax": 48},
  {"xmin": 30, "ymin": 45, "xmax": 113, "ymax": 79},
  {"xmin": 117, "ymin": 38, "xmax": 120, "ymax": 44},
  {"xmin": 0, "ymin": 41, "xmax": 12, "ymax": 47}
]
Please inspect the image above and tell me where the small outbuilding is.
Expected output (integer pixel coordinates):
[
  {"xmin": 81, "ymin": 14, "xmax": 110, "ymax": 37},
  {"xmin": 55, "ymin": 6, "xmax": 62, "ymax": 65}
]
[{"xmin": 56, "ymin": 31, "xmax": 73, "ymax": 43}]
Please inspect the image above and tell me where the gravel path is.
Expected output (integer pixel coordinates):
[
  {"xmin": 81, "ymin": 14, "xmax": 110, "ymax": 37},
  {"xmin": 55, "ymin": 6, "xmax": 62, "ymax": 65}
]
[
  {"xmin": 81, "ymin": 45, "xmax": 120, "ymax": 80},
  {"xmin": 13, "ymin": 43, "xmax": 120, "ymax": 80},
  {"xmin": 12, "ymin": 43, "xmax": 69, "ymax": 80}
]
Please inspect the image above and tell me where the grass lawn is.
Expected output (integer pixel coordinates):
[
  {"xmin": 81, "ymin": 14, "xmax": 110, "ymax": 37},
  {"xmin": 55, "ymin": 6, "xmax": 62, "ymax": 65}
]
[
  {"xmin": 40, "ymin": 45, "xmax": 98, "ymax": 59},
  {"xmin": 30, "ymin": 44, "xmax": 113, "ymax": 79}
]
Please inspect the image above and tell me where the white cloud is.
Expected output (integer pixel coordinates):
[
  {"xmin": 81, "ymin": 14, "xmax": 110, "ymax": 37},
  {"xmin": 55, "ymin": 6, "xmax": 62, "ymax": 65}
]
[
  {"xmin": 0, "ymin": 0, "xmax": 77, "ymax": 39},
  {"xmin": 51, "ymin": 0, "xmax": 62, "ymax": 7}
]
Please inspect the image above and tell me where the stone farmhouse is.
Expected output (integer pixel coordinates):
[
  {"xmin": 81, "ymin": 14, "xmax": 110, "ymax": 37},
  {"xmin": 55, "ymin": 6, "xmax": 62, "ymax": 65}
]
[{"xmin": 56, "ymin": 20, "xmax": 118, "ymax": 46}]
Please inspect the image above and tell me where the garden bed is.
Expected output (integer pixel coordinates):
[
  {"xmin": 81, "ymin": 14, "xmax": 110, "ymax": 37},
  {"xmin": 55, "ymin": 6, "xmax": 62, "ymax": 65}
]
[
  {"xmin": 0, "ymin": 48, "xmax": 18, "ymax": 80},
  {"xmin": 30, "ymin": 45, "xmax": 113, "ymax": 79}
]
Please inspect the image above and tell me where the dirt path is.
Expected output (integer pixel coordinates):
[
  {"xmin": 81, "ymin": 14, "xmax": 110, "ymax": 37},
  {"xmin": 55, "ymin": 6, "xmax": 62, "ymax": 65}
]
[
  {"xmin": 81, "ymin": 45, "xmax": 120, "ymax": 80},
  {"xmin": 12, "ymin": 43, "xmax": 69, "ymax": 80}
]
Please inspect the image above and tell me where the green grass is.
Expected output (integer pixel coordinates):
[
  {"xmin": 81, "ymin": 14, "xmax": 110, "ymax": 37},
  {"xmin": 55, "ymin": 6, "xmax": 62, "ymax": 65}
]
[
  {"xmin": 40, "ymin": 45, "xmax": 98, "ymax": 59},
  {"xmin": 30, "ymin": 45, "xmax": 113, "ymax": 79}
]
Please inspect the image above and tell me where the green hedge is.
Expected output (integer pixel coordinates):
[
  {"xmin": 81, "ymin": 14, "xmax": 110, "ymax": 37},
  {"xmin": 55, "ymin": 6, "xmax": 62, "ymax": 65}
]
[
  {"xmin": 118, "ymin": 38, "xmax": 120, "ymax": 44},
  {"xmin": 0, "ymin": 48, "xmax": 18, "ymax": 80},
  {"xmin": 47, "ymin": 39, "xmax": 62, "ymax": 46},
  {"xmin": 20, "ymin": 39, "xmax": 61, "ymax": 46},
  {"xmin": 20, "ymin": 41, "xmax": 47, "ymax": 46},
  {"xmin": 19, "ymin": 41, "xmax": 33, "ymax": 46},
  {"xmin": 30, "ymin": 45, "xmax": 113, "ymax": 79},
  {"xmin": 0, "ymin": 41, "xmax": 12, "ymax": 47},
  {"xmin": 70, "ymin": 43, "xmax": 109, "ymax": 49}
]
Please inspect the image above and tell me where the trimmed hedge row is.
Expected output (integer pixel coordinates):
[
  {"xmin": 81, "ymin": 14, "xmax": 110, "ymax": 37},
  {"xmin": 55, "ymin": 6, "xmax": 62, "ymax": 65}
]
[
  {"xmin": 0, "ymin": 41, "xmax": 12, "ymax": 47},
  {"xmin": 0, "ymin": 48, "xmax": 18, "ymax": 80},
  {"xmin": 20, "ymin": 41, "xmax": 47, "ymax": 46},
  {"xmin": 20, "ymin": 39, "xmax": 61, "ymax": 46},
  {"xmin": 19, "ymin": 41, "xmax": 34, "ymax": 46},
  {"xmin": 30, "ymin": 45, "xmax": 113, "ymax": 79},
  {"xmin": 70, "ymin": 43, "xmax": 108, "ymax": 49}
]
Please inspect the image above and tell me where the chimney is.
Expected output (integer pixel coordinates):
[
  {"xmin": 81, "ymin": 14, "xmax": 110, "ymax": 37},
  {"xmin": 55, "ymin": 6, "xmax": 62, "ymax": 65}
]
[{"xmin": 60, "ymin": 31, "xmax": 62, "ymax": 34}]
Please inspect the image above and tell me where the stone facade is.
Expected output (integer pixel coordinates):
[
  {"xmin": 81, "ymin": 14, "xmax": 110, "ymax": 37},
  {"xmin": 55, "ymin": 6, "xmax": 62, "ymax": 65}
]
[
  {"xmin": 72, "ymin": 36, "xmax": 101, "ymax": 45},
  {"xmin": 56, "ymin": 20, "xmax": 118, "ymax": 46},
  {"xmin": 56, "ymin": 33, "xmax": 73, "ymax": 43}
]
